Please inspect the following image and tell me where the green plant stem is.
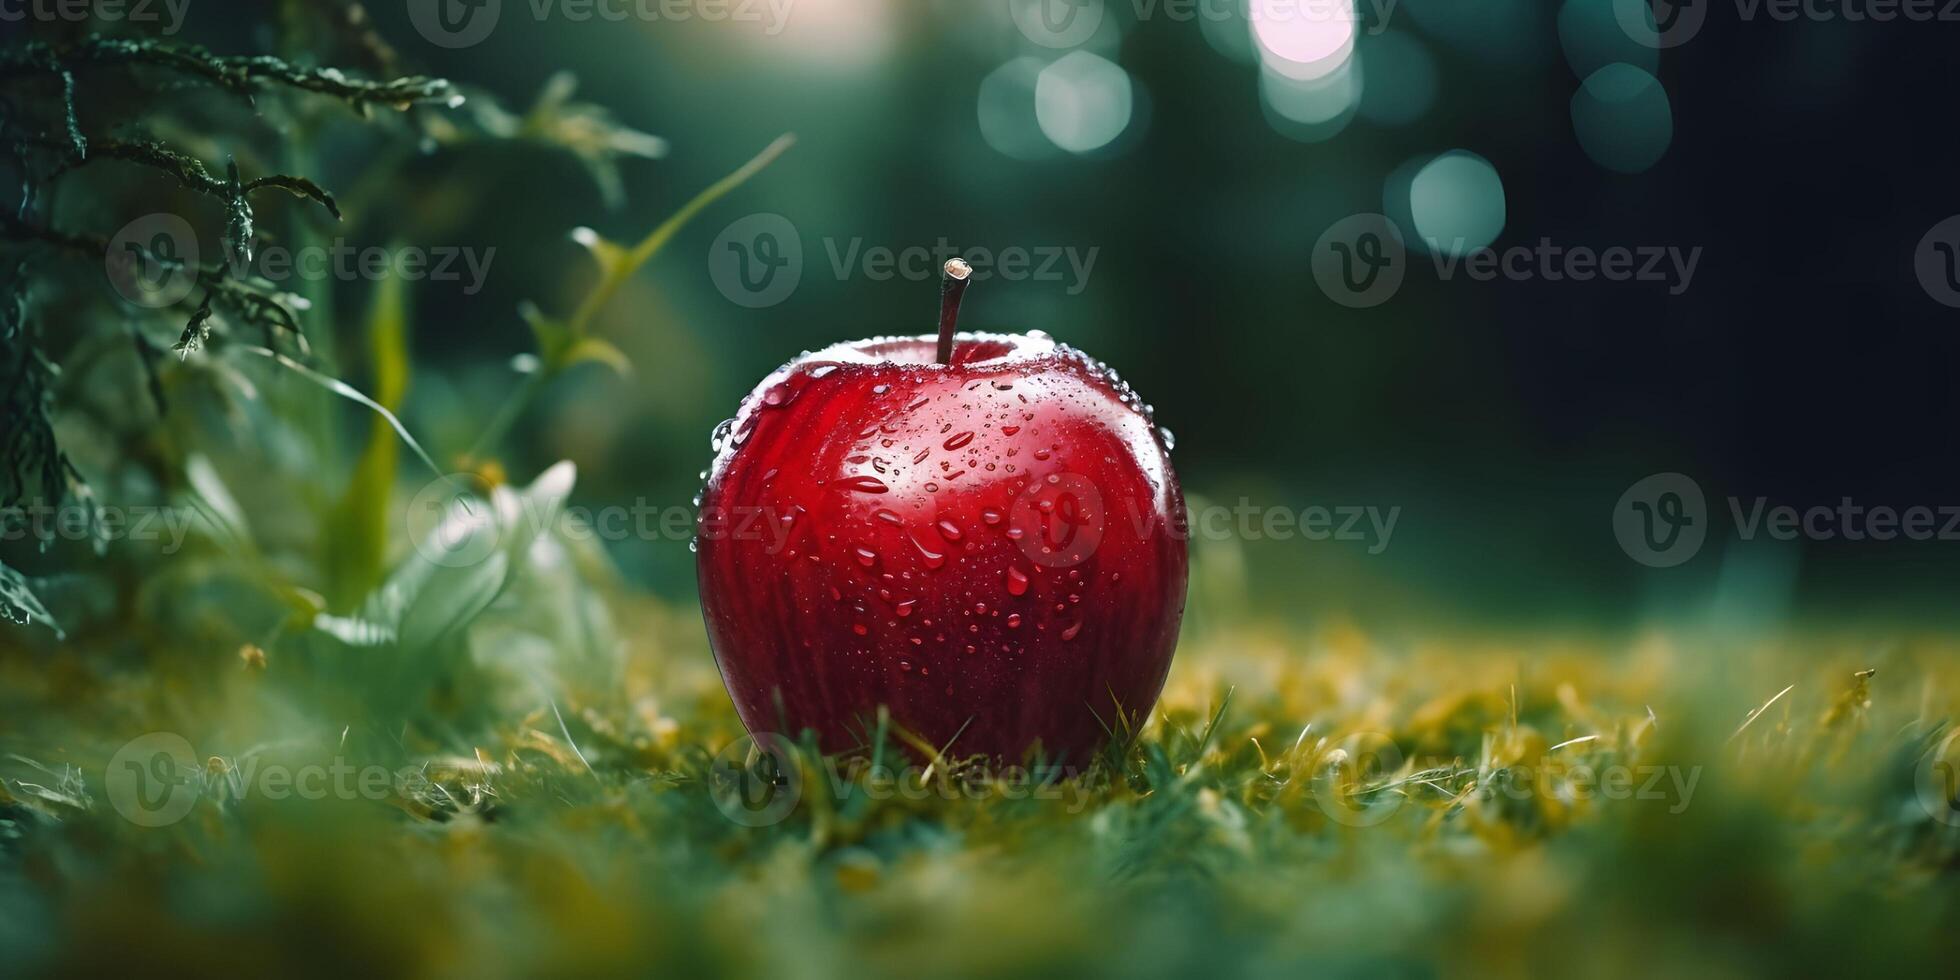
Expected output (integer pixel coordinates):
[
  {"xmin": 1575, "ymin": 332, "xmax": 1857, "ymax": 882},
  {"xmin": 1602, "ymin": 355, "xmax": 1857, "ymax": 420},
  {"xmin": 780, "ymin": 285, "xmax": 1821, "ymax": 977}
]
[{"xmin": 464, "ymin": 134, "xmax": 795, "ymax": 462}]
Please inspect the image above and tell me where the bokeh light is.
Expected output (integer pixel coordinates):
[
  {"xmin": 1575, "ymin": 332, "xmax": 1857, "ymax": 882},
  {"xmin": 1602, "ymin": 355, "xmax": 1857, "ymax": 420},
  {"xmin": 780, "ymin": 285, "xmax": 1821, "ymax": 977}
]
[
  {"xmin": 1571, "ymin": 63, "xmax": 1673, "ymax": 174},
  {"xmin": 1035, "ymin": 51, "xmax": 1136, "ymax": 155},
  {"xmin": 1409, "ymin": 150, "xmax": 1507, "ymax": 255},
  {"xmin": 1250, "ymin": 0, "xmax": 1356, "ymax": 81},
  {"xmin": 1556, "ymin": 0, "xmax": 1658, "ymax": 78},
  {"xmin": 1199, "ymin": 0, "xmax": 1257, "ymax": 64},
  {"xmin": 1260, "ymin": 58, "xmax": 1361, "ymax": 142},
  {"xmin": 1009, "ymin": 0, "xmax": 1126, "ymax": 56},
  {"xmin": 1381, "ymin": 153, "xmax": 1427, "ymax": 244},
  {"xmin": 978, "ymin": 57, "xmax": 1061, "ymax": 161},
  {"xmin": 1356, "ymin": 32, "xmax": 1437, "ymax": 127},
  {"xmin": 724, "ymin": 0, "xmax": 897, "ymax": 71}
]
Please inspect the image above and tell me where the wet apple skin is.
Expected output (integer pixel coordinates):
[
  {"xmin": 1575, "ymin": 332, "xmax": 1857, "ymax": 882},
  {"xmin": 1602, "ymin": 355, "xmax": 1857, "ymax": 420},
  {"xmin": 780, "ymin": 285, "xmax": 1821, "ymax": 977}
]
[{"xmin": 696, "ymin": 334, "xmax": 1186, "ymax": 766}]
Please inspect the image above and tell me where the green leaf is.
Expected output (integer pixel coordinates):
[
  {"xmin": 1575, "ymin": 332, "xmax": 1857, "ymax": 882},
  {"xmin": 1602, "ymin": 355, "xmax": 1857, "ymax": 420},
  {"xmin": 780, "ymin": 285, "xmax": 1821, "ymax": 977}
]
[
  {"xmin": 519, "ymin": 300, "xmax": 570, "ymax": 362},
  {"xmin": 235, "ymin": 345, "xmax": 444, "ymax": 482},
  {"xmin": 349, "ymin": 461, "xmax": 580, "ymax": 654},
  {"xmin": 325, "ymin": 271, "xmax": 412, "ymax": 605},
  {"xmin": 182, "ymin": 454, "xmax": 250, "ymax": 555}
]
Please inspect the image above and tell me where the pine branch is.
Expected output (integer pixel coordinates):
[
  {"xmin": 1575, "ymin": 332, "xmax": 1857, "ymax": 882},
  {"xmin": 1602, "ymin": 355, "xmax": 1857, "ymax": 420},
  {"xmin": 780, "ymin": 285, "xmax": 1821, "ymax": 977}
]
[
  {"xmin": 0, "ymin": 38, "xmax": 456, "ymax": 113},
  {"xmin": 0, "ymin": 212, "xmax": 310, "ymax": 357},
  {"xmin": 31, "ymin": 136, "xmax": 342, "ymax": 220}
]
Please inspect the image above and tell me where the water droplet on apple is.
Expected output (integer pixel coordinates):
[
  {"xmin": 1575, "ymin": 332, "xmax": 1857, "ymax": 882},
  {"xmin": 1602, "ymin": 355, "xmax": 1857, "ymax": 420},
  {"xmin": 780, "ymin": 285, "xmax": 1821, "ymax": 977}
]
[
  {"xmin": 944, "ymin": 431, "xmax": 975, "ymax": 451},
  {"xmin": 1006, "ymin": 567, "xmax": 1030, "ymax": 596},
  {"xmin": 935, "ymin": 518, "xmax": 962, "ymax": 541},
  {"xmin": 762, "ymin": 381, "xmax": 798, "ymax": 407},
  {"xmin": 709, "ymin": 417, "xmax": 737, "ymax": 452},
  {"xmin": 834, "ymin": 475, "xmax": 890, "ymax": 494},
  {"xmin": 909, "ymin": 533, "xmax": 946, "ymax": 570},
  {"xmin": 854, "ymin": 546, "xmax": 878, "ymax": 567},
  {"xmin": 1061, "ymin": 621, "xmax": 1083, "ymax": 641}
]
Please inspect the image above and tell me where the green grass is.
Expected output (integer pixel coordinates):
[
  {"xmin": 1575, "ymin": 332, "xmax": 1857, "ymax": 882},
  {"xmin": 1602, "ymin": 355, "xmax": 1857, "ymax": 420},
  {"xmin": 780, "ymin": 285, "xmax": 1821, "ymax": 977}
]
[{"xmin": 5, "ymin": 607, "xmax": 1959, "ymax": 979}]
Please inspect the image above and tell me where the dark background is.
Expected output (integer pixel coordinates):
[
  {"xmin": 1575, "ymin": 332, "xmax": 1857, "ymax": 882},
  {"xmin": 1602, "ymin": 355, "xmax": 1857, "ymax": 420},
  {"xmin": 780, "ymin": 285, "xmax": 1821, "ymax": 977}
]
[{"xmin": 76, "ymin": 2, "xmax": 1960, "ymax": 629}]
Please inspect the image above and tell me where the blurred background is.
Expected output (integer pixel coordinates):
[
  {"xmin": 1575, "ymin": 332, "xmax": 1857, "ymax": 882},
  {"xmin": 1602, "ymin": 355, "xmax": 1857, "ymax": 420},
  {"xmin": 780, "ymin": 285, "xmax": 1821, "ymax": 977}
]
[
  {"xmin": 6, "ymin": 5, "xmax": 1960, "ymax": 976},
  {"xmin": 12, "ymin": 2, "xmax": 1959, "ymax": 636},
  {"xmin": 362, "ymin": 0, "xmax": 1960, "ymax": 631}
]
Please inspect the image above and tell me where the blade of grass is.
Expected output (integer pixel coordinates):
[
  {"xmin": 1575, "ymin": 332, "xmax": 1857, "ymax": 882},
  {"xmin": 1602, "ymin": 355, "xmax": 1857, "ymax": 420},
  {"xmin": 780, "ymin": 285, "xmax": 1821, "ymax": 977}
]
[{"xmin": 237, "ymin": 345, "xmax": 443, "ymax": 481}]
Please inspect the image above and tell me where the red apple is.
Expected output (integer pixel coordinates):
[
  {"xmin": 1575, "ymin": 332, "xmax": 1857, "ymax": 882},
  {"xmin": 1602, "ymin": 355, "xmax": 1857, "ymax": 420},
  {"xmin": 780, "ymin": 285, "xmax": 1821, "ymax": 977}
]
[{"xmin": 696, "ymin": 260, "xmax": 1185, "ymax": 767}]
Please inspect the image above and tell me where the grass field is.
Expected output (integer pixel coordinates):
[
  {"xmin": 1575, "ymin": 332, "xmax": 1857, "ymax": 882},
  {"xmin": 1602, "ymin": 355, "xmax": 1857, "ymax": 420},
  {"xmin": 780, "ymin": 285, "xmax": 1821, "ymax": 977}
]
[{"xmin": 6, "ymin": 586, "xmax": 1960, "ymax": 978}]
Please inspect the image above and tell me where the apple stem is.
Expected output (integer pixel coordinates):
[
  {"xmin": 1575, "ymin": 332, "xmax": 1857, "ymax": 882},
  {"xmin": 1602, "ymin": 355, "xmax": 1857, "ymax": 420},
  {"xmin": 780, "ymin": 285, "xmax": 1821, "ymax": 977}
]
[{"xmin": 936, "ymin": 258, "xmax": 973, "ymax": 365}]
